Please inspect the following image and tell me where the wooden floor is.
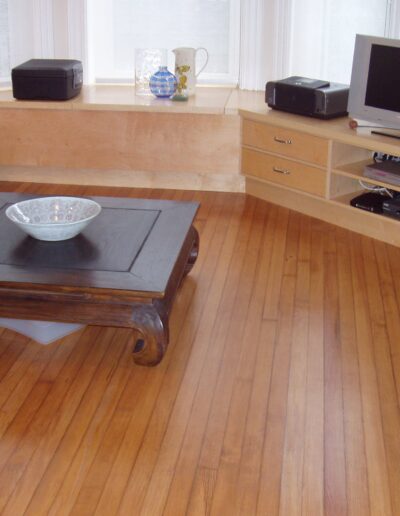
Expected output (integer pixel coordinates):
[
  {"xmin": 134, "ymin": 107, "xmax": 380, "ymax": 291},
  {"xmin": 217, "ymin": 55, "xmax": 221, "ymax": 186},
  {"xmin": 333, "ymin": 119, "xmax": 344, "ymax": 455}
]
[{"xmin": 0, "ymin": 182, "xmax": 399, "ymax": 516}]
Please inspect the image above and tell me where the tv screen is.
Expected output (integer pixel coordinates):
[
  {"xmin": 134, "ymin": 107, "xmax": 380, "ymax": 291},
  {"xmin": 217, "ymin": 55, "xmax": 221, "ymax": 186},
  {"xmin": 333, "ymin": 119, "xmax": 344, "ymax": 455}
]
[
  {"xmin": 365, "ymin": 44, "xmax": 400, "ymax": 113},
  {"xmin": 347, "ymin": 34, "xmax": 400, "ymax": 129}
]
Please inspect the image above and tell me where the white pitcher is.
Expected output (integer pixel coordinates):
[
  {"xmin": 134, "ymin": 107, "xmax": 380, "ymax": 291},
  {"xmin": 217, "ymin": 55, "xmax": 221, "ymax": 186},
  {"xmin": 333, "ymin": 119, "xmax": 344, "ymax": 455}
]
[{"xmin": 173, "ymin": 47, "xmax": 209, "ymax": 96}]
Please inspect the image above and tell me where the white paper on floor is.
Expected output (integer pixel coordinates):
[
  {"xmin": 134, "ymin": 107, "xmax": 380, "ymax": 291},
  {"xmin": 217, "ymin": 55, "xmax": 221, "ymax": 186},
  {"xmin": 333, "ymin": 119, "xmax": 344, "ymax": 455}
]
[{"xmin": 0, "ymin": 318, "xmax": 85, "ymax": 345}]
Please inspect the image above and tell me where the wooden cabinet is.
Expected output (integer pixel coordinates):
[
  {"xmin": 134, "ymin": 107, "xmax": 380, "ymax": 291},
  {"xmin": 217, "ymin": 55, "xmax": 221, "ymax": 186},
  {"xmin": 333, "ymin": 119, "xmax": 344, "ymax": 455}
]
[
  {"xmin": 241, "ymin": 118, "xmax": 329, "ymax": 200},
  {"xmin": 240, "ymin": 110, "xmax": 400, "ymax": 246},
  {"xmin": 242, "ymin": 119, "xmax": 329, "ymax": 166},
  {"xmin": 241, "ymin": 147, "xmax": 326, "ymax": 197}
]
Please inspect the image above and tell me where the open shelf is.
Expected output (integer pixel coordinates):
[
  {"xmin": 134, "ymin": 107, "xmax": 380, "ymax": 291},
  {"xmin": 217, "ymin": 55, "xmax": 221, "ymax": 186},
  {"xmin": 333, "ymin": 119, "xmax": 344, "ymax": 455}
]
[
  {"xmin": 332, "ymin": 160, "xmax": 400, "ymax": 193},
  {"xmin": 333, "ymin": 159, "xmax": 371, "ymax": 177},
  {"xmin": 330, "ymin": 190, "xmax": 364, "ymax": 206},
  {"xmin": 329, "ymin": 190, "xmax": 400, "ymax": 232}
]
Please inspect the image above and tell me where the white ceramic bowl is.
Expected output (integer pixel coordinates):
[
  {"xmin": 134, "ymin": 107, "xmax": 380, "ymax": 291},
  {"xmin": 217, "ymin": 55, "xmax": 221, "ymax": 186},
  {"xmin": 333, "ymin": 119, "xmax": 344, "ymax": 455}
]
[{"xmin": 5, "ymin": 196, "xmax": 102, "ymax": 241}]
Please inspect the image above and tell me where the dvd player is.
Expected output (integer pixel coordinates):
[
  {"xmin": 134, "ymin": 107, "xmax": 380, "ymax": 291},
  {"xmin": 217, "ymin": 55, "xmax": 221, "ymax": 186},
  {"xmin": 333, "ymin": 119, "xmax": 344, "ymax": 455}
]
[
  {"xmin": 364, "ymin": 160, "xmax": 400, "ymax": 186},
  {"xmin": 383, "ymin": 197, "xmax": 400, "ymax": 219}
]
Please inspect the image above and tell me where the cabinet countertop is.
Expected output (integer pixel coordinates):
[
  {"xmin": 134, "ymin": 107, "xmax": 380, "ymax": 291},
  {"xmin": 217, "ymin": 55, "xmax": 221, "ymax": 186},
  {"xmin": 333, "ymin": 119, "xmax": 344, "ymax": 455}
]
[{"xmin": 235, "ymin": 89, "xmax": 400, "ymax": 156}]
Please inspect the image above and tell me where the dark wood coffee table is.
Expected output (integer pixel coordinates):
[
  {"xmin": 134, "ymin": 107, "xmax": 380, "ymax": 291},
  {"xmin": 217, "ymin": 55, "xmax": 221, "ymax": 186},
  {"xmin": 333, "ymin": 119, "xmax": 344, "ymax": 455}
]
[{"xmin": 0, "ymin": 193, "xmax": 199, "ymax": 366}]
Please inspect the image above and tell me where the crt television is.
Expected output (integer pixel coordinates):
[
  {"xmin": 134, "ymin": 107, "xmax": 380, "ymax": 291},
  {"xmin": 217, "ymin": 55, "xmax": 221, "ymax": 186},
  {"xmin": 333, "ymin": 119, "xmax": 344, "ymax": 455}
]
[{"xmin": 347, "ymin": 34, "xmax": 400, "ymax": 129}]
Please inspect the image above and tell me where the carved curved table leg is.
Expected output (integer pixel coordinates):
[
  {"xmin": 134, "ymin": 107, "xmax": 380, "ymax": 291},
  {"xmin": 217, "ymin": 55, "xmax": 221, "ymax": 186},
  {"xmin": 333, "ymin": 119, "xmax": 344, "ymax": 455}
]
[
  {"xmin": 130, "ymin": 304, "xmax": 169, "ymax": 366},
  {"xmin": 183, "ymin": 226, "xmax": 199, "ymax": 277}
]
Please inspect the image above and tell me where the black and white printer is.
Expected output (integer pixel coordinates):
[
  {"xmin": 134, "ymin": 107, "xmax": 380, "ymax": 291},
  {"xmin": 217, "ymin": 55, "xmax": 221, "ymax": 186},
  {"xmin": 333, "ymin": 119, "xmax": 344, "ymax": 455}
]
[{"xmin": 265, "ymin": 76, "xmax": 349, "ymax": 119}]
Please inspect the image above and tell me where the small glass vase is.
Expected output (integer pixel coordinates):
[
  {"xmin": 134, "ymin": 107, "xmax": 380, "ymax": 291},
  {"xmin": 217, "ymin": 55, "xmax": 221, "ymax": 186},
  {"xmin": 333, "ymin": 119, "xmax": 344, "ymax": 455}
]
[
  {"xmin": 149, "ymin": 66, "xmax": 177, "ymax": 98},
  {"xmin": 135, "ymin": 48, "xmax": 167, "ymax": 96}
]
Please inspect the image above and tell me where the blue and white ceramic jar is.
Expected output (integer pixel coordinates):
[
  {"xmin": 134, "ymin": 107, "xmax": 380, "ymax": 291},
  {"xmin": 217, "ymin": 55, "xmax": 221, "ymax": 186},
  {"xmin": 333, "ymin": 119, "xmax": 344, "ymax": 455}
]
[{"xmin": 149, "ymin": 66, "xmax": 177, "ymax": 98}]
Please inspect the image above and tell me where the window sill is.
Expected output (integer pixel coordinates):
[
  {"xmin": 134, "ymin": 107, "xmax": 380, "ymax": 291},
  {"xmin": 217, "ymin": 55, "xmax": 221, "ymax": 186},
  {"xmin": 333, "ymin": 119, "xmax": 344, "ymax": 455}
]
[{"xmin": 0, "ymin": 84, "xmax": 255, "ymax": 115}]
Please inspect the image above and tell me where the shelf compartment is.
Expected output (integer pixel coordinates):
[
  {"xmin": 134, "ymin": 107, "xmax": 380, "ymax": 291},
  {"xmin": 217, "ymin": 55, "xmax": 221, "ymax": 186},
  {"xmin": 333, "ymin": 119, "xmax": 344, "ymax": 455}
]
[
  {"xmin": 333, "ymin": 159, "xmax": 372, "ymax": 177},
  {"xmin": 330, "ymin": 190, "xmax": 365, "ymax": 206},
  {"xmin": 331, "ymin": 141, "xmax": 373, "ymax": 168},
  {"xmin": 329, "ymin": 171, "xmax": 364, "ymax": 199},
  {"xmin": 332, "ymin": 159, "xmax": 400, "ymax": 192},
  {"xmin": 329, "ymin": 192, "xmax": 400, "ymax": 235}
]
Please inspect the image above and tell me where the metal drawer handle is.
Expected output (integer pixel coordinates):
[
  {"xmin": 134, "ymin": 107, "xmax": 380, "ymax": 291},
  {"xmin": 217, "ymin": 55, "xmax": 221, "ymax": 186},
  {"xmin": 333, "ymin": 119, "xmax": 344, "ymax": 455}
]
[
  {"xmin": 273, "ymin": 166, "xmax": 290, "ymax": 175},
  {"xmin": 274, "ymin": 136, "xmax": 292, "ymax": 144}
]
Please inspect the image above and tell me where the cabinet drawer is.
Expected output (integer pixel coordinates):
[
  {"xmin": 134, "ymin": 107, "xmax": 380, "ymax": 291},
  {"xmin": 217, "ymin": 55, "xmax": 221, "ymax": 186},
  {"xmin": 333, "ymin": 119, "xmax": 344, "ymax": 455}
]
[
  {"xmin": 242, "ymin": 148, "xmax": 326, "ymax": 197},
  {"xmin": 242, "ymin": 119, "xmax": 329, "ymax": 166}
]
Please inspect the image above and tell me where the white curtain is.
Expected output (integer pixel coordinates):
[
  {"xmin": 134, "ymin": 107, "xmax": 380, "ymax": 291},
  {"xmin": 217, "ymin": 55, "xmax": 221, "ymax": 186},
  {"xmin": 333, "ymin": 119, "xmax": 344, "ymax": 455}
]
[
  {"xmin": 0, "ymin": 0, "xmax": 9, "ymax": 79},
  {"xmin": 239, "ymin": 0, "xmax": 292, "ymax": 90},
  {"xmin": 239, "ymin": 0, "xmax": 397, "ymax": 90},
  {"xmin": 0, "ymin": 0, "xmax": 87, "ymax": 81}
]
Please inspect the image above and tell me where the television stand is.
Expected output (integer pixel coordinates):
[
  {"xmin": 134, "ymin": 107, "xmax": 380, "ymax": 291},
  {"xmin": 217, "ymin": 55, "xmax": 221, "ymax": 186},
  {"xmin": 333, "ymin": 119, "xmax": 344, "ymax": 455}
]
[
  {"xmin": 239, "ymin": 109, "xmax": 400, "ymax": 247},
  {"xmin": 371, "ymin": 130, "xmax": 400, "ymax": 141}
]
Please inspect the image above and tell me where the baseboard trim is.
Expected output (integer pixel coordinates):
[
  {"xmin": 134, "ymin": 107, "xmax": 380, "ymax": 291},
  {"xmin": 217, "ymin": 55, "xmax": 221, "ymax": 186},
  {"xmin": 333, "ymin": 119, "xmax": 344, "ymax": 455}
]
[{"xmin": 0, "ymin": 165, "xmax": 245, "ymax": 193}]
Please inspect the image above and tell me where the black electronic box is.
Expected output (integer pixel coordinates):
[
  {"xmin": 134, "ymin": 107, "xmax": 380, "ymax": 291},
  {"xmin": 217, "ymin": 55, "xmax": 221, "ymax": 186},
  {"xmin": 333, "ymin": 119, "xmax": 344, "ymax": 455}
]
[
  {"xmin": 265, "ymin": 76, "xmax": 349, "ymax": 119},
  {"xmin": 12, "ymin": 59, "xmax": 83, "ymax": 101},
  {"xmin": 382, "ymin": 197, "xmax": 400, "ymax": 219},
  {"xmin": 350, "ymin": 192, "xmax": 388, "ymax": 213}
]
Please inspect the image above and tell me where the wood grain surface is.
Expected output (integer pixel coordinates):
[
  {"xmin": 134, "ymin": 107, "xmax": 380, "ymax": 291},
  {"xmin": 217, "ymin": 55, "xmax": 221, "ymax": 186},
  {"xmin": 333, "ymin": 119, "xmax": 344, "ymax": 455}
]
[
  {"xmin": 0, "ymin": 182, "xmax": 399, "ymax": 515},
  {"xmin": 0, "ymin": 110, "xmax": 240, "ymax": 175}
]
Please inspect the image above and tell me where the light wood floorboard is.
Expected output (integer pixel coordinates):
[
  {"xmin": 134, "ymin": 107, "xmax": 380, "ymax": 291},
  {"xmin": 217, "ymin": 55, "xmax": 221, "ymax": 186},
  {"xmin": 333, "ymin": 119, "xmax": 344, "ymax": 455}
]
[{"xmin": 0, "ymin": 182, "xmax": 399, "ymax": 515}]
